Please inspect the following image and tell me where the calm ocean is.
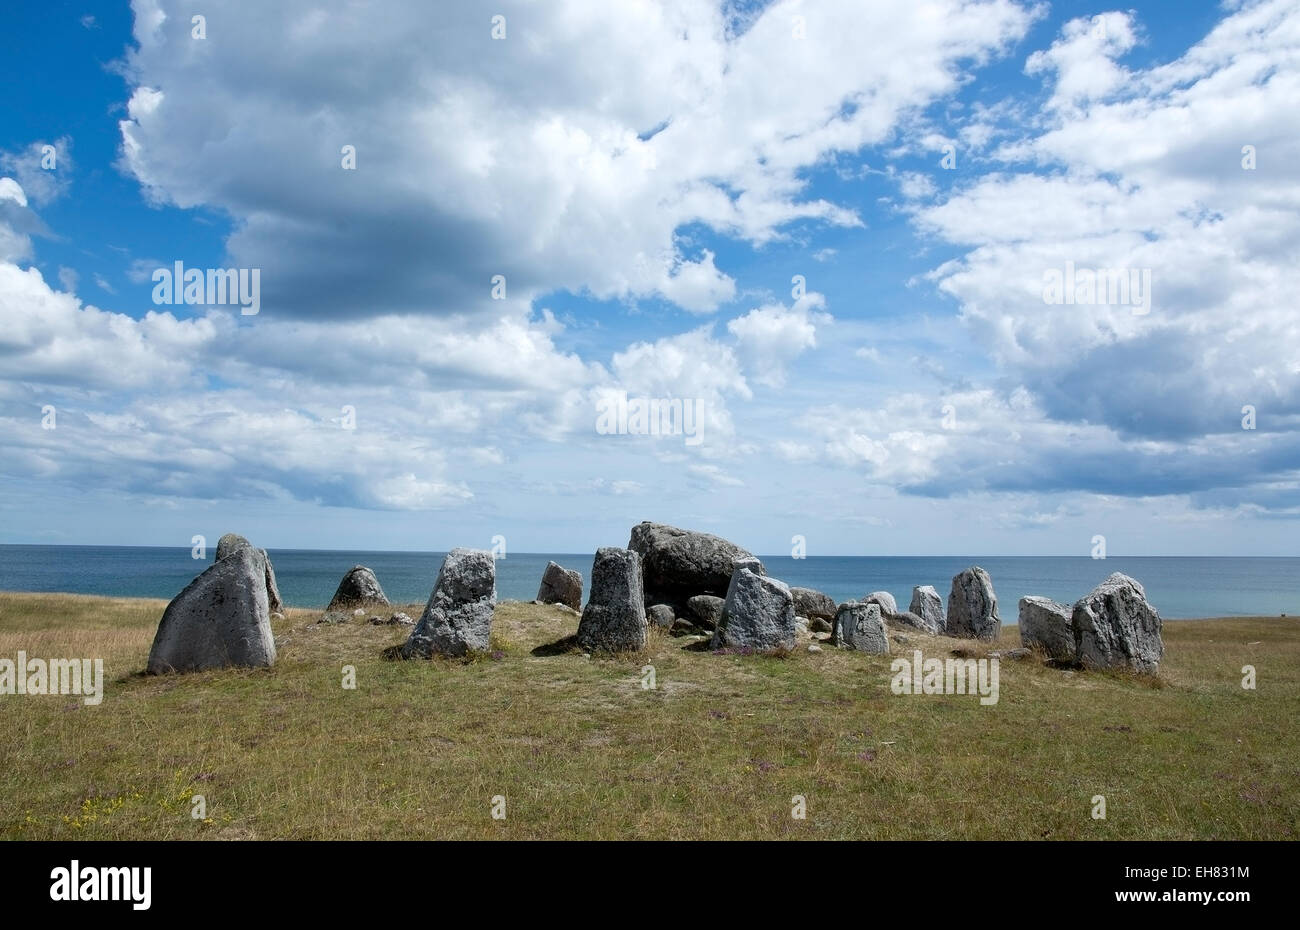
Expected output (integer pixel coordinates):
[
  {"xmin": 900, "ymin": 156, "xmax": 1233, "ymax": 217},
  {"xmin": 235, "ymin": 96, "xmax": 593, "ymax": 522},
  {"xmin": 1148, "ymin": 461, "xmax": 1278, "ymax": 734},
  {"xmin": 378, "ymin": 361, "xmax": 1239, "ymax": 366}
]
[{"xmin": 0, "ymin": 546, "xmax": 1296, "ymax": 619}]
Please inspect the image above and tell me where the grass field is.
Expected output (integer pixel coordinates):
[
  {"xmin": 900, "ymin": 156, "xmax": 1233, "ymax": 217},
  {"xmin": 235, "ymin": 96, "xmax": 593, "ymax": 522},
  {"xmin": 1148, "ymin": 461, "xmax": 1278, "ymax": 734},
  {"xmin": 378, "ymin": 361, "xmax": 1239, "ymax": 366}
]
[{"xmin": 1, "ymin": 591, "xmax": 1296, "ymax": 840}]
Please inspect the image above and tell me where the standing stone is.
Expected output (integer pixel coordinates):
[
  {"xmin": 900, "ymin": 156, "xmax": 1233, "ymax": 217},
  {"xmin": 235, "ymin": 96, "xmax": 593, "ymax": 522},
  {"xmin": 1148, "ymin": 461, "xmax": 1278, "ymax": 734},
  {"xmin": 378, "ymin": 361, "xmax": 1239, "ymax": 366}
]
[
  {"xmin": 628, "ymin": 521, "xmax": 762, "ymax": 612},
  {"xmin": 790, "ymin": 587, "xmax": 836, "ymax": 623},
  {"xmin": 687, "ymin": 594, "xmax": 725, "ymax": 630},
  {"xmin": 711, "ymin": 560, "xmax": 796, "ymax": 651},
  {"xmin": 327, "ymin": 565, "xmax": 390, "ymax": 610},
  {"xmin": 909, "ymin": 585, "xmax": 945, "ymax": 632},
  {"xmin": 214, "ymin": 533, "xmax": 282, "ymax": 613},
  {"xmin": 401, "ymin": 549, "xmax": 496, "ymax": 658},
  {"xmin": 147, "ymin": 546, "xmax": 276, "ymax": 674},
  {"xmin": 1019, "ymin": 596, "xmax": 1075, "ymax": 662},
  {"xmin": 1072, "ymin": 573, "xmax": 1163, "ymax": 673},
  {"xmin": 833, "ymin": 601, "xmax": 890, "ymax": 654},
  {"xmin": 863, "ymin": 591, "xmax": 898, "ymax": 616},
  {"xmin": 536, "ymin": 561, "xmax": 583, "ymax": 611},
  {"xmin": 577, "ymin": 547, "xmax": 647, "ymax": 652},
  {"xmin": 946, "ymin": 566, "xmax": 1001, "ymax": 641}
]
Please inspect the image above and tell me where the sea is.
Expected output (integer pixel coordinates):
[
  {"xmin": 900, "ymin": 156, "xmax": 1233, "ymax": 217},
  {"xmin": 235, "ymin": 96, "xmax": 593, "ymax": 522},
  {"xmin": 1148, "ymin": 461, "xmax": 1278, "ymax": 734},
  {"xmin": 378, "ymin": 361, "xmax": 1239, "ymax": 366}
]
[{"xmin": 0, "ymin": 546, "xmax": 1297, "ymax": 619}]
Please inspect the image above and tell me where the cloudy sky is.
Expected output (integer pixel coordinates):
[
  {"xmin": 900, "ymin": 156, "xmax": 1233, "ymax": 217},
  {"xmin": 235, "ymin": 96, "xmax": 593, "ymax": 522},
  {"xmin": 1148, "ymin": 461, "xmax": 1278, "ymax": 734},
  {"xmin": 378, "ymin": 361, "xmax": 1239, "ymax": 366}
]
[{"xmin": 1, "ymin": 0, "xmax": 1297, "ymax": 555}]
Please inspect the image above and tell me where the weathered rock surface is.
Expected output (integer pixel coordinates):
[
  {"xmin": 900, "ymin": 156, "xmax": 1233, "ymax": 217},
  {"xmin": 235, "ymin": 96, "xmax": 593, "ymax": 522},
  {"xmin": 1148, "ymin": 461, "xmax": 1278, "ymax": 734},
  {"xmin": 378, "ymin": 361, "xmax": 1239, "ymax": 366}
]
[
  {"xmin": 327, "ymin": 565, "xmax": 390, "ymax": 610},
  {"xmin": 215, "ymin": 533, "xmax": 251, "ymax": 560},
  {"xmin": 687, "ymin": 594, "xmax": 725, "ymax": 630},
  {"xmin": 263, "ymin": 552, "xmax": 283, "ymax": 614},
  {"xmin": 214, "ymin": 533, "xmax": 282, "ymax": 612},
  {"xmin": 790, "ymin": 586, "xmax": 837, "ymax": 622},
  {"xmin": 1019, "ymin": 596, "xmax": 1075, "ymax": 662},
  {"xmin": 889, "ymin": 610, "xmax": 938, "ymax": 634},
  {"xmin": 833, "ymin": 601, "xmax": 890, "ymax": 654},
  {"xmin": 909, "ymin": 585, "xmax": 945, "ymax": 632},
  {"xmin": 711, "ymin": 561, "xmax": 795, "ymax": 652},
  {"xmin": 1072, "ymin": 573, "xmax": 1163, "ymax": 673},
  {"xmin": 628, "ymin": 521, "xmax": 762, "ymax": 611},
  {"xmin": 946, "ymin": 567, "xmax": 1001, "ymax": 641},
  {"xmin": 147, "ymin": 546, "xmax": 276, "ymax": 674},
  {"xmin": 536, "ymin": 561, "xmax": 583, "ymax": 611},
  {"xmin": 577, "ymin": 547, "xmax": 647, "ymax": 652},
  {"xmin": 400, "ymin": 549, "xmax": 496, "ymax": 658},
  {"xmin": 647, "ymin": 604, "xmax": 676, "ymax": 629},
  {"xmin": 863, "ymin": 591, "xmax": 898, "ymax": 616}
]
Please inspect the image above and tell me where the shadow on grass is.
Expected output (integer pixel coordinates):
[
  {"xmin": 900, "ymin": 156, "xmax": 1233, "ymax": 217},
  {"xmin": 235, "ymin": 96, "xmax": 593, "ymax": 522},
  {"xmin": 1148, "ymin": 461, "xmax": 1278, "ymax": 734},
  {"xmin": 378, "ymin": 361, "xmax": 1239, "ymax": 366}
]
[{"xmin": 531, "ymin": 635, "xmax": 583, "ymax": 657}]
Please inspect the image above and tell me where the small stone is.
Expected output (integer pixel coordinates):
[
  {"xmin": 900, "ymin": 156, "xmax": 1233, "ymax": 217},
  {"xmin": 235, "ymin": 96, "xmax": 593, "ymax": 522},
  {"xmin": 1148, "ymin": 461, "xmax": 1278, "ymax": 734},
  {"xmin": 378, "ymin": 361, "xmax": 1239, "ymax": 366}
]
[{"xmin": 647, "ymin": 603, "xmax": 676, "ymax": 629}]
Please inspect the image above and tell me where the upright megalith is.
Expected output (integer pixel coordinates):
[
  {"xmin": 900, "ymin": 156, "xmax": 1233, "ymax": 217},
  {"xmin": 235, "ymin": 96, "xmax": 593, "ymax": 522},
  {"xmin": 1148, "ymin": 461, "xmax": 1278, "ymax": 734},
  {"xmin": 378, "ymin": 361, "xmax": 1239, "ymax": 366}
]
[
  {"xmin": 711, "ymin": 559, "xmax": 796, "ymax": 651},
  {"xmin": 576, "ymin": 547, "xmax": 647, "ymax": 652},
  {"xmin": 327, "ymin": 565, "xmax": 390, "ymax": 610},
  {"xmin": 628, "ymin": 521, "xmax": 762, "ymax": 612},
  {"xmin": 400, "ymin": 549, "xmax": 496, "ymax": 658},
  {"xmin": 833, "ymin": 601, "xmax": 890, "ymax": 654},
  {"xmin": 1072, "ymin": 573, "xmax": 1163, "ymax": 673},
  {"xmin": 910, "ymin": 585, "xmax": 945, "ymax": 632},
  {"xmin": 946, "ymin": 566, "xmax": 1001, "ymax": 641},
  {"xmin": 214, "ymin": 532, "xmax": 283, "ymax": 613},
  {"xmin": 536, "ymin": 561, "xmax": 583, "ymax": 611},
  {"xmin": 147, "ymin": 545, "xmax": 276, "ymax": 674},
  {"xmin": 1019, "ymin": 596, "xmax": 1075, "ymax": 662}
]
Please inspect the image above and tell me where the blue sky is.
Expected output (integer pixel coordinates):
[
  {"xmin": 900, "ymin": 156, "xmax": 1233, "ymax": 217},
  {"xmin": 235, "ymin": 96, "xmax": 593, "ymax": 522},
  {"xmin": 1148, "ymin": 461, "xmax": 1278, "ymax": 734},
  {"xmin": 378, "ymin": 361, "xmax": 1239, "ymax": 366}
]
[{"xmin": 1, "ymin": 0, "xmax": 1297, "ymax": 555}]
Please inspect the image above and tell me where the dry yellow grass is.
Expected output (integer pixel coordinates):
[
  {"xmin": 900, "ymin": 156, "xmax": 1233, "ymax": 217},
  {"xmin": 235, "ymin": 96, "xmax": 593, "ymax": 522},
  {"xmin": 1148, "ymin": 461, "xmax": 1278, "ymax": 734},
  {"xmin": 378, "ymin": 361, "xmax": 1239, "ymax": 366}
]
[{"xmin": 0, "ymin": 591, "xmax": 1296, "ymax": 840}]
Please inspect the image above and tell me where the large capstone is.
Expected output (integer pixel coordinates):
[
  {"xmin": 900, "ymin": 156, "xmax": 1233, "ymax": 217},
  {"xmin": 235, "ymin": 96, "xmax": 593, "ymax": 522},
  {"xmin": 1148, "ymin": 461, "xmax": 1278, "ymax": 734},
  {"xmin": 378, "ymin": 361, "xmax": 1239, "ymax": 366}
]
[
  {"xmin": 576, "ymin": 547, "xmax": 647, "ymax": 652},
  {"xmin": 327, "ymin": 565, "xmax": 390, "ymax": 610},
  {"xmin": 711, "ymin": 560, "xmax": 795, "ymax": 651},
  {"xmin": 147, "ymin": 545, "xmax": 276, "ymax": 674},
  {"xmin": 401, "ymin": 549, "xmax": 496, "ymax": 658},
  {"xmin": 909, "ymin": 585, "xmax": 945, "ymax": 633},
  {"xmin": 536, "ymin": 561, "xmax": 583, "ymax": 611},
  {"xmin": 1018, "ymin": 596, "xmax": 1075, "ymax": 662},
  {"xmin": 946, "ymin": 566, "xmax": 1001, "ymax": 641},
  {"xmin": 833, "ymin": 601, "xmax": 890, "ymax": 654},
  {"xmin": 628, "ymin": 521, "xmax": 762, "ymax": 612},
  {"xmin": 1072, "ymin": 573, "xmax": 1163, "ymax": 673}
]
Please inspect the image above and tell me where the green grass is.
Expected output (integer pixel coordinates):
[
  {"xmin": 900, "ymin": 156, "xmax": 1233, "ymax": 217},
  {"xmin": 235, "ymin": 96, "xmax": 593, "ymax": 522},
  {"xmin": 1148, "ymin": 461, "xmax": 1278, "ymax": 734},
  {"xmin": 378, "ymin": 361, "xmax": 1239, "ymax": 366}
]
[{"xmin": 1, "ymin": 591, "xmax": 1296, "ymax": 839}]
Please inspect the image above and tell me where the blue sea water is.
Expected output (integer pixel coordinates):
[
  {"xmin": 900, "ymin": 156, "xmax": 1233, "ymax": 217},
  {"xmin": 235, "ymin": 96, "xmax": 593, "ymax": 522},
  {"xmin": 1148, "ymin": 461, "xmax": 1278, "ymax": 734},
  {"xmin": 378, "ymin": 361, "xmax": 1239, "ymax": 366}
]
[{"xmin": 0, "ymin": 546, "xmax": 1297, "ymax": 619}]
